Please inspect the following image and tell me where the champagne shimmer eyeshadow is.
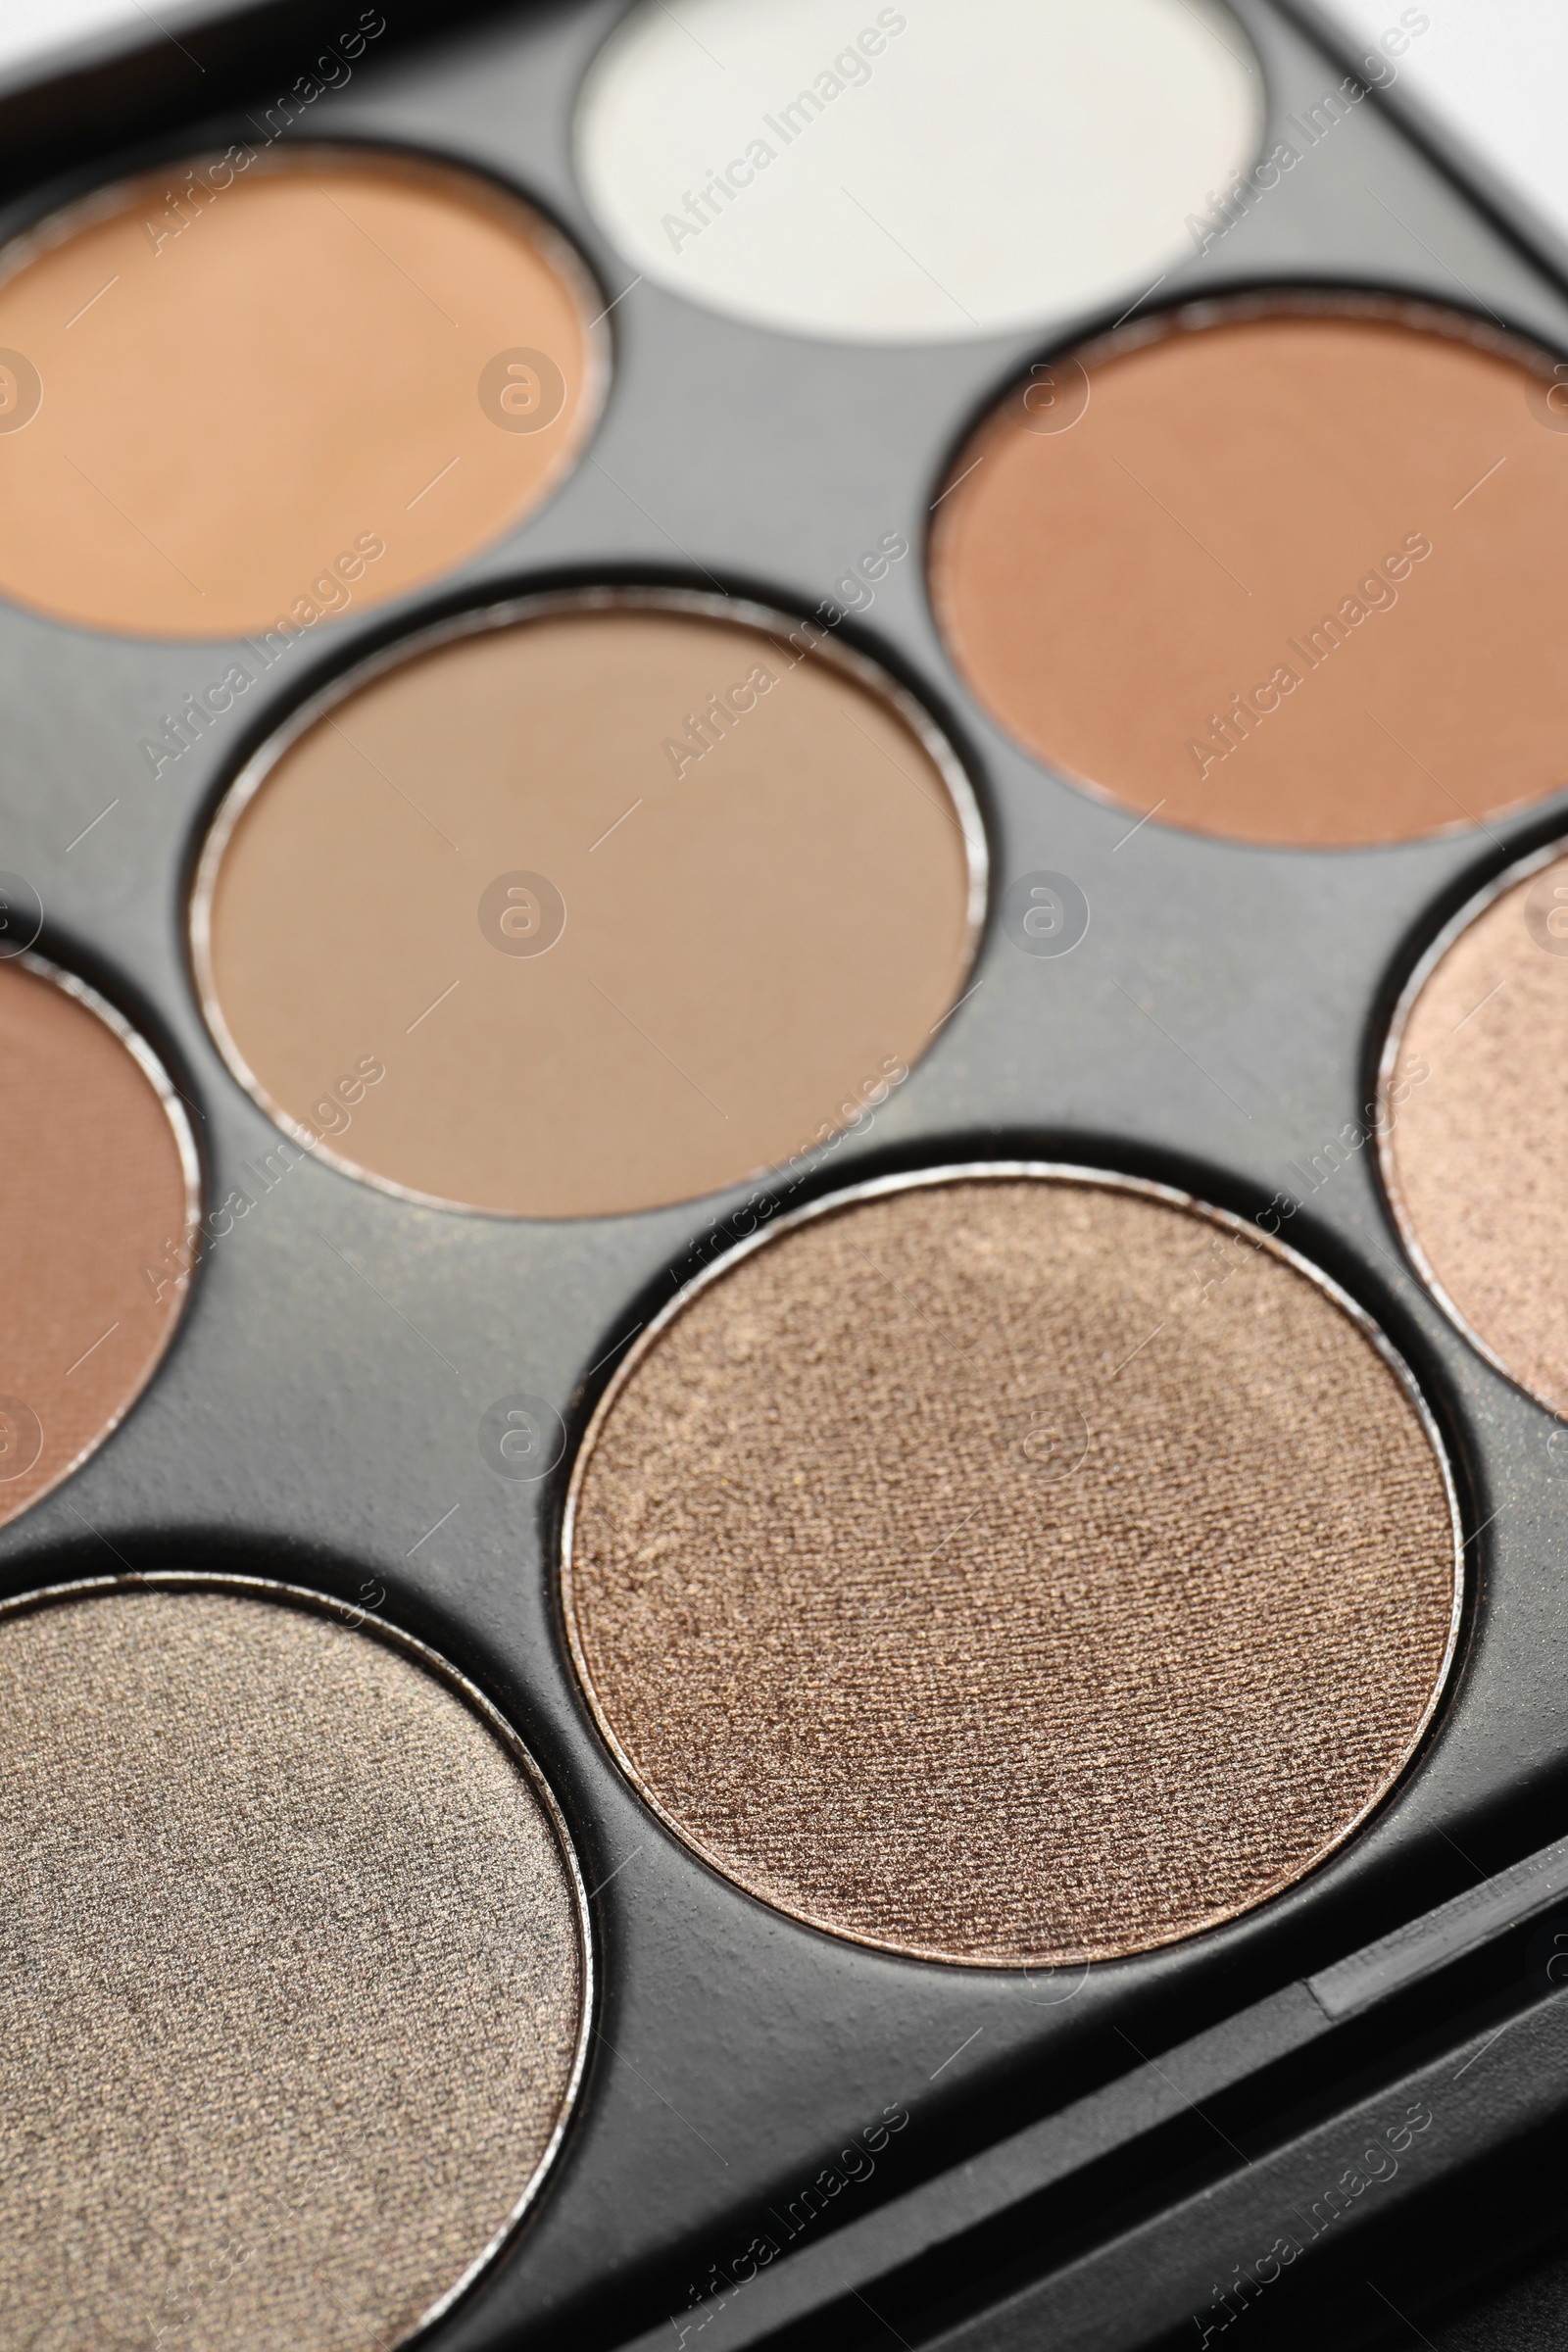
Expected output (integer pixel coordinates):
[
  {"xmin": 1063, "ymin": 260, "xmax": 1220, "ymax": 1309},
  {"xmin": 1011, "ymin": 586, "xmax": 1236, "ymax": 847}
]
[
  {"xmin": 0, "ymin": 147, "xmax": 602, "ymax": 637},
  {"xmin": 930, "ymin": 304, "xmax": 1568, "ymax": 846},
  {"xmin": 0, "ymin": 956, "xmax": 196, "ymax": 1527},
  {"xmin": 564, "ymin": 1170, "xmax": 1460, "ymax": 1966},
  {"xmin": 0, "ymin": 1580, "xmax": 588, "ymax": 2352},
  {"xmin": 1381, "ymin": 847, "xmax": 1568, "ymax": 1416},
  {"xmin": 195, "ymin": 596, "xmax": 981, "ymax": 1220}
]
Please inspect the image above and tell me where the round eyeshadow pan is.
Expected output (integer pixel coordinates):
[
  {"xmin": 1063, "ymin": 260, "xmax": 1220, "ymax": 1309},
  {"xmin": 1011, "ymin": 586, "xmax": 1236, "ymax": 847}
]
[
  {"xmin": 0, "ymin": 1577, "xmax": 589, "ymax": 2352},
  {"xmin": 576, "ymin": 0, "xmax": 1261, "ymax": 344},
  {"xmin": 930, "ymin": 301, "xmax": 1568, "ymax": 847},
  {"xmin": 0, "ymin": 953, "xmax": 197, "ymax": 1527},
  {"xmin": 564, "ymin": 1167, "xmax": 1461, "ymax": 1967},
  {"xmin": 0, "ymin": 146, "xmax": 603, "ymax": 638},
  {"xmin": 1381, "ymin": 843, "xmax": 1568, "ymax": 1416},
  {"xmin": 193, "ymin": 593, "xmax": 983, "ymax": 1221}
]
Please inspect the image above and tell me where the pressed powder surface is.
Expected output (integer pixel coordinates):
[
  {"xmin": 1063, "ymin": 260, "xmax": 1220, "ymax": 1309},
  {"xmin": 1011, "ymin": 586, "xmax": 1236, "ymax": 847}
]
[
  {"xmin": 1383, "ymin": 851, "xmax": 1568, "ymax": 1415},
  {"xmin": 578, "ymin": 0, "xmax": 1260, "ymax": 342},
  {"xmin": 0, "ymin": 957, "xmax": 194, "ymax": 1527},
  {"xmin": 0, "ymin": 1582, "xmax": 586, "ymax": 2352},
  {"xmin": 198, "ymin": 601, "xmax": 978, "ymax": 1219},
  {"xmin": 931, "ymin": 306, "xmax": 1568, "ymax": 846},
  {"xmin": 565, "ymin": 1174, "xmax": 1459, "ymax": 1965},
  {"xmin": 0, "ymin": 148, "xmax": 599, "ymax": 637}
]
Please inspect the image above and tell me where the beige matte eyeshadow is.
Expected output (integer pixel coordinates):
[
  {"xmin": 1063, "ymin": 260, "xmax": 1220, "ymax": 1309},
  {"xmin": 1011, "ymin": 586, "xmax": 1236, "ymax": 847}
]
[
  {"xmin": 931, "ymin": 304, "xmax": 1568, "ymax": 848},
  {"xmin": 0, "ymin": 956, "xmax": 195, "ymax": 1526},
  {"xmin": 564, "ymin": 1171, "xmax": 1459, "ymax": 1966},
  {"xmin": 0, "ymin": 147, "xmax": 600, "ymax": 637},
  {"xmin": 197, "ymin": 600, "xmax": 979, "ymax": 1219},
  {"xmin": 1382, "ymin": 848, "xmax": 1568, "ymax": 1415},
  {"xmin": 0, "ymin": 1581, "xmax": 586, "ymax": 2352}
]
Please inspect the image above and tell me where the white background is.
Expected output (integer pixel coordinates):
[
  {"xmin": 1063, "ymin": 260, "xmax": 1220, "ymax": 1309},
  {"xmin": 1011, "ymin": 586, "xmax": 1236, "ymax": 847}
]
[{"xmin": 0, "ymin": 0, "xmax": 1562, "ymax": 247}]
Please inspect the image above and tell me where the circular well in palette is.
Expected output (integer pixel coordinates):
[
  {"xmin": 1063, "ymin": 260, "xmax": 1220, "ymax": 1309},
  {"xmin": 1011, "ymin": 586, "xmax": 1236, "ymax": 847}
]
[
  {"xmin": 0, "ymin": 145, "xmax": 605, "ymax": 638},
  {"xmin": 930, "ymin": 297, "xmax": 1568, "ymax": 847},
  {"xmin": 563, "ymin": 1166, "xmax": 1462, "ymax": 1966},
  {"xmin": 0, "ymin": 952, "xmax": 198, "ymax": 1526},
  {"xmin": 0, "ymin": 1574, "xmax": 589, "ymax": 2352},
  {"xmin": 1380, "ymin": 842, "xmax": 1568, "ymax": 1418},
  {"xmin": 193, "ymin": 591, "xmax": 985, "ymax": 1220}
]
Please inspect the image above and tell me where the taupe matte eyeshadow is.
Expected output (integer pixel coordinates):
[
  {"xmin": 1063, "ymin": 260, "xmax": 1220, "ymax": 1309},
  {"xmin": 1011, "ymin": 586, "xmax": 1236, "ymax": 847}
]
[
  {"xmin": 0, "ymin": 147, "xmax": 600, "ymax": 638},
  {"xmin": 0, "ymin": 1582, "xmax": 586, "ymax": 2352},
  {"xmin": 564, "ymin": 1172, "xmax": 1459, "ymax": 1966},
  {"xmin": 197, "ymin": 601, "xmax": 978, "ymax": 1219},
  {"xmin": 1382, "ymin": 849, "xmax": 1568, "ymax": 1416},
  {"xmin": 0, "ymin": 956, "xmax": 195, "ymax": 1527},
  {"xmin": 930, "ymin": 304, "xmax": 1568, "ymax": 847}
]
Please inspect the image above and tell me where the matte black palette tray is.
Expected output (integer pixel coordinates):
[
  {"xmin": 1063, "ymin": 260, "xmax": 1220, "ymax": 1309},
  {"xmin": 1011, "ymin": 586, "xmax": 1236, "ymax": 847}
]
[{"xmin": 8, "ymin": 2, "xmax": 1568, "ymax": 2347}]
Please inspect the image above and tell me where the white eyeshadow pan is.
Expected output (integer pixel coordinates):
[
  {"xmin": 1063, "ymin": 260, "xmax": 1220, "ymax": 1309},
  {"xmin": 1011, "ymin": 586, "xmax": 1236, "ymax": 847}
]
[{"xmin": 575, "ymin": 0, "xmax": 1263, "ymax": 344}]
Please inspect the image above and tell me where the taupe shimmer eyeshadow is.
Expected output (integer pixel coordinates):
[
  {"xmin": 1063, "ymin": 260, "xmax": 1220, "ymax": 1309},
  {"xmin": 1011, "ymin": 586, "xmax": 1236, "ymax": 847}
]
[
  {"xmin": 564, "ymin": 1169, "xmax": 1460, "ymax": 1966},
  {"xmin": 1381, "ymin": 846, "xmax": 1568, "ymax": 1416},
  {"xmin": 0, "ymin": 955, "xmax": 197, "ymax": 1526},
  {"xmin": 0, "ymin": 147, "xmax": 602, "ymax": 638},
  {"xmin": 0, "ymin": 1579, "xmax": 588, "ymax": 2352},
  {"xmin": 930, "ymin": 301, "xmax": 1568, "ymax": 848},
  {"xmin": 195, "ymin": 594, "xmax": 982, "ymax": 1220}
]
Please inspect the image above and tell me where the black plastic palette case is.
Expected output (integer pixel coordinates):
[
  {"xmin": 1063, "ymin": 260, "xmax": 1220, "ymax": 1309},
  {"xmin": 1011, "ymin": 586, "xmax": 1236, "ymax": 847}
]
[{"xmin": 11, "ymin": 2, "xmax": 1568, "ymax": 2348}]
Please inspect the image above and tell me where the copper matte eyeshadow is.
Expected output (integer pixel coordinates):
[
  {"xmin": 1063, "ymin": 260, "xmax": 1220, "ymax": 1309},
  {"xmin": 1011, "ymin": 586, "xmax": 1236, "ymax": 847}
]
[{"xmin": 930, "ymin": 300, "xmax": 1568, "ymax": 848}]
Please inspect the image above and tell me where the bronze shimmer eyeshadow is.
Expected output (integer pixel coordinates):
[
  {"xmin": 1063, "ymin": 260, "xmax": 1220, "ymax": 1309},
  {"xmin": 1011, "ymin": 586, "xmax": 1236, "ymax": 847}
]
[
  {"xmin": 0, "ymin": 145, "xmax": 603, "ymax": 638},
  {"xmin": 929, "ymin": 300, "xmax": 1568, "ymax": 848},
  {"xmin": 1380, "ymin": 844, "xmax": 1568, "ymax": 1417},
  {"xmin": 563, "ymin": 1167, "xmax": 1461, "ymax": 1966},
  {"xmin": 0, "ymin": 954, "xmax": 197, "ymax": 1527},
  {"xmin": 193, "ymin": 593, "xmax": 983, "ymax": 1220},
  {"xmin": 0, "ymin": 1578, "xmax": 588, "ymax": 2352}
]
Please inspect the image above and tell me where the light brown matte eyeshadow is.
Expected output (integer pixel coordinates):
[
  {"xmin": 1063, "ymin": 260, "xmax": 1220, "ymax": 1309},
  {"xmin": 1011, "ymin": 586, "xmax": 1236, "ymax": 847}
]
[
  {"xmin": 0, "ymin": 147, "xmax": 600, "ymax": 638},
  {"xmin": 930, "ymin": 302, "xmax": 1568, "ymax": 848},
  {"xmin": 1382, "ymin": 848, "xmax": 1568, "ymax": 1415},
  {"xmin": 196, "ymin": 599, "xmax": 979, "ymax": 1220},
  {"xmin": 0, "ymin": 1580, "xmax": 586, "ymax": 2352},
  {"xmin": 0, "ymin": 956, "xmax": 195, "ymax": 1527},
  {"xmin": 564, "ymin": 1171, "xmax": 1459, "ymax": 1966}
]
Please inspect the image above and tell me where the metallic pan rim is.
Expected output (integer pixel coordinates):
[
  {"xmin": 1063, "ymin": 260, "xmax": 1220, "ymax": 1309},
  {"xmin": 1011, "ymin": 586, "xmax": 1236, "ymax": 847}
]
[
  {"xmin": 562, "ymin": 1161, "xmax": 1465, "ymax": 1971},
  {"xmin": 0, "ymin": 1566, "xmax": 595, "ymax": 2349},
  {"xmin": 189, "ymin": 587, "xmax": 990, "ymax": 1222}
]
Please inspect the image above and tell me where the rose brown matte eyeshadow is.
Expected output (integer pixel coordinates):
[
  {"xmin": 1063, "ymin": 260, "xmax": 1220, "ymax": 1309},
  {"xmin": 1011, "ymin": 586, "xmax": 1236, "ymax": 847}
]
[
  {"xmin": 0, "ymin": 956, "xmax": 196, "ymax": 1526},
  {"xmin": 196, "ymin": 599, "xmax": 980, "ymax": 1219},
  {"xmin": 1382, "ymin": 847, "xmax": 1568, "ymax": 1416},
  {"xmin": 0, "ymin": 147, "xmax": 601, "ymax": 637},
  {"xmin": 0, "ymin": 1580, "xmax": 586, "ymax": 2352},
  {"xmin": 930, "ymin": 303, "xmax": 1568, "ymax": 847},
  {"xmin": 564, "ymin": 1170, "xmax": 1460, "ymax": 1966}
]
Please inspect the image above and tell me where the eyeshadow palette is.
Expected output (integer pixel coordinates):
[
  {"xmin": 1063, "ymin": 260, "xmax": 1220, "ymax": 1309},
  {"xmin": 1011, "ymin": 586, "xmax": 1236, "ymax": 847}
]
[{"xmin": 6, "ymin": 2, "xmax": 1568, "ymax": 2348}]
